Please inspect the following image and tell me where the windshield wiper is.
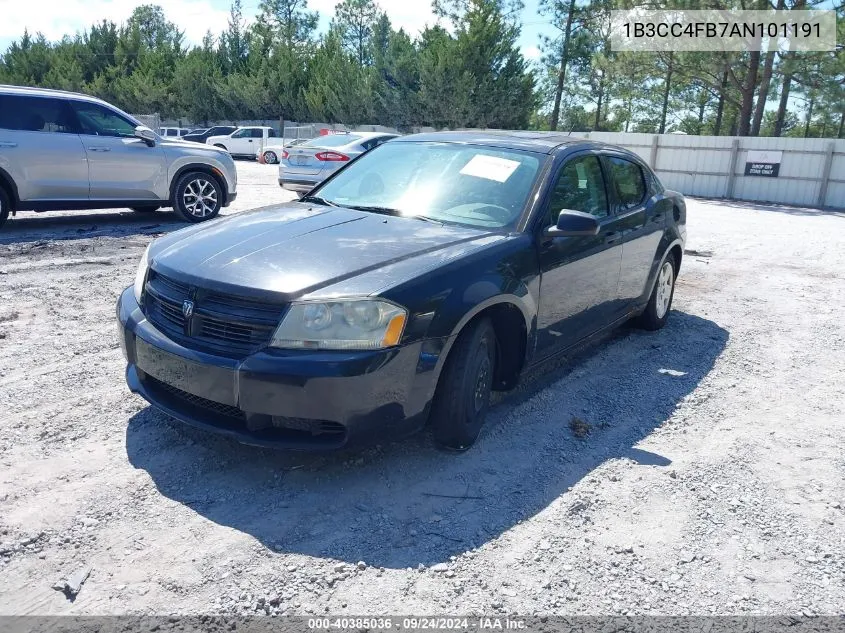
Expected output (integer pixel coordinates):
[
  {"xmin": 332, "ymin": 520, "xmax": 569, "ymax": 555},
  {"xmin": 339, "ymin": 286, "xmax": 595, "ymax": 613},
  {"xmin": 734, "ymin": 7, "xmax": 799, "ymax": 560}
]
[
  {"xmin": 347, "ymin": 205, "xmax": 443, "ymax": 224},
  {"xmin": 299, "ymin": 195, "xmax": 339, "ymax": 207}
]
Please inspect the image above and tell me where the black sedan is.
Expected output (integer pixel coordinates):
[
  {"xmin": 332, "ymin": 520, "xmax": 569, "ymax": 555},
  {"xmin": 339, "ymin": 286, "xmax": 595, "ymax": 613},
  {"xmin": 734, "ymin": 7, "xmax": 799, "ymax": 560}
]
[
  {"xmin": 181, "ymin": 125, "xmax": 237, "ymax": 144},
  {"xmin": 117, "ymin": 131, "xmax": 686, "ymax": 451}
]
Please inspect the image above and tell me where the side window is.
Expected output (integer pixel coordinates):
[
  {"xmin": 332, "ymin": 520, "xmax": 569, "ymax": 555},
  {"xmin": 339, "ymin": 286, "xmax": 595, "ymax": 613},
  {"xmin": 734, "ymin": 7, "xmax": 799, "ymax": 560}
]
[
  {"xmin": 0, "ymin": 95, "xmax": 78, "ymax": 133},
  {"xmin": 231, "ymin": 129, "xmax": 248, "ymax": 138},
  {"xmin": 268, "ymin": 129, "xmax": 278, "ymax": 138},
  {"xmin": 607, "ymin": 157, "xmax": 646, "ymax": 210},
  {"xmin": 71, "ymin": 102, "xmax": 136, "ymax": 137},
  {"xmin": 546, "ymin": 155, "xmax": 608, "ymax": 225},
  {"xmin": 250, "ymin": 128, "xmax": 264, "ymax": 138}
]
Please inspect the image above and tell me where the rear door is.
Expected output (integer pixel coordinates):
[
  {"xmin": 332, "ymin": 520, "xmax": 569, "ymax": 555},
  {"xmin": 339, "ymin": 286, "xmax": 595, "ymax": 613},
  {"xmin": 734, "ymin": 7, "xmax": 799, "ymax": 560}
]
[
  {"xmin": 71, "ymin": 100, "xmax": 167, "ymax": 201},
  {"xmin": 0, "ymin": 94, "xmax": 89, "ymax": 202},
  {"xmin": 602, "ymin": 154, "xmax": 667, "ymax": 305}
]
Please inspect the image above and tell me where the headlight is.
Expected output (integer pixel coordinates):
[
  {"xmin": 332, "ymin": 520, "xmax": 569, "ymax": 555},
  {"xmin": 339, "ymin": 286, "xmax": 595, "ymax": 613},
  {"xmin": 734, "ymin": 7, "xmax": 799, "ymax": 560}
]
[
  {"xmin": 270, "ymin": 299, "xmax": 407, "ymax": 350},
  {"xmin": 133, "ymin": 245, "xmax": 151, "ymax": 303}
]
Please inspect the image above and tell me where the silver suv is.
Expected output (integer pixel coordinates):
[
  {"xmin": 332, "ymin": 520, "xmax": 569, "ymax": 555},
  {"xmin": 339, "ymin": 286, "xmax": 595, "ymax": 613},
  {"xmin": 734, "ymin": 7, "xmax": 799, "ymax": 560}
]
[{"xmin": 0, "ymin": 85, "xmax": 237, "ymax": 230}]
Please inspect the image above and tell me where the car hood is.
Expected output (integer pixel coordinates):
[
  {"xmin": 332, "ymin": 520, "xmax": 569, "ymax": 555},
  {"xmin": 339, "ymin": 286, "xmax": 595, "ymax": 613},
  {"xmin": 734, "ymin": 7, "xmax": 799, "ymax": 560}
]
[
  {"xmin": 148, "ymin": 204, "xmax": 501, "ymax": 301},
  {"xmin": 161, "ymin": 138, "xmax": 226, "ymax": 154}
]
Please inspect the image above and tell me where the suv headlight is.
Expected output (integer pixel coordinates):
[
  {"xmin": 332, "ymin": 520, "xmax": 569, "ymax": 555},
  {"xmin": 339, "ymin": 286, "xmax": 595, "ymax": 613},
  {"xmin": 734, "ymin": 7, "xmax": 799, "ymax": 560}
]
[
  {"xmin": 270, "ymin": 299, "xmax": 407, "ymax": 350},
  {"xmin": 133, "ymin": 245, "xmax": 151, "ymax": 303}
]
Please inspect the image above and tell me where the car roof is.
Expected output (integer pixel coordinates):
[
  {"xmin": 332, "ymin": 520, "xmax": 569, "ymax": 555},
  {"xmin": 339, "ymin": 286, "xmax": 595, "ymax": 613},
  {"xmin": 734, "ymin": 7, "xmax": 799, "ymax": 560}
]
[
  {"xmin": 396, "ymin": 130, "xmax": 611, "ymax": 155},
  {"xmin": 0, "ymin": 83, "xmax": 110, "ymax": 107}
]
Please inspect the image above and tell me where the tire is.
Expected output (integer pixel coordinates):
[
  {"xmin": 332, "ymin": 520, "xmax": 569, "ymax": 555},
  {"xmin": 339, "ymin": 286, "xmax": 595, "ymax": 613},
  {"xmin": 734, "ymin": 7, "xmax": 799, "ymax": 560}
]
[
  {"xmin": 431, "ymin": 318, "xmax": 497, "ymax": 451},
  {"xmin": 172, "ymin": 171, "xmax": 223, "ymax": 223},
  {"xmin": 263, "ymin": 151, "xmax": 278, "ymax": 164},
  {"xmin": 0, "ymin": 188, "xmax": 9, "ymax": 231},
  {"xmin": 635, "ymin": 255, "xmax": 677, "ymax": 331},
  {"xmin": 131, "ymin": 206, "xmax": 159, "ymax": 214}
]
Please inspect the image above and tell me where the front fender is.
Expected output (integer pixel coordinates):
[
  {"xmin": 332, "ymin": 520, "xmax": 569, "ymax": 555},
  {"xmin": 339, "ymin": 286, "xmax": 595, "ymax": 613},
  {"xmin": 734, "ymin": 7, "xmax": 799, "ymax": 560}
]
[{"xmin": 400, "ymin": 242, "xmax": 540, "ymax": 397}]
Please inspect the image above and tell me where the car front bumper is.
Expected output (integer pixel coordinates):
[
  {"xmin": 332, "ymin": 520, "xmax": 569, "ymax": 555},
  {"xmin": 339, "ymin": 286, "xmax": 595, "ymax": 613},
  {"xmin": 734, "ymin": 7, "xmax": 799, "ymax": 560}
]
[{"xmin": 117, "ymin": 287, "xmax": 441, "ymax": 450}]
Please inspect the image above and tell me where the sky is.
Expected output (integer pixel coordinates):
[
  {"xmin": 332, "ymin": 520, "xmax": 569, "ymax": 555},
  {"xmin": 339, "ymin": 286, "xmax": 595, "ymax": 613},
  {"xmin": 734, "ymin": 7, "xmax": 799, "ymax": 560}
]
[{"xmin": 0, "ymin": 0, "xmax": 555, "ymax": 61}]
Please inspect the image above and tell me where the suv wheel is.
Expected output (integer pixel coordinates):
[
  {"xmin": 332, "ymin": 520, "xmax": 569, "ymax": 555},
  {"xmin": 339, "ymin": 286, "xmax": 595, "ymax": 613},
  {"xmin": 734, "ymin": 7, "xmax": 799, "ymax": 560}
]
[
  {"xmin": 173, "ymin": 172, "xmax": 222, "ymax": 223},
  {"xmin": 0, "ymin": 188, "xmax": 9, "ymax": 230},
  {"xmin": 263, "ymin": 150, "xmax": 278, "ymax": 164},
  {"xmin": 431, "ymin": 318, "xmax": 497, "ymax": 451}
]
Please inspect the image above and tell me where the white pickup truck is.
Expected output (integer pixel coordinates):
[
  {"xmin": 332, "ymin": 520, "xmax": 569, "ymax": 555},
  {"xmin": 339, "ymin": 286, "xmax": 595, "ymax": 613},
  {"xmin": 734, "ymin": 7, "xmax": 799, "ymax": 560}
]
[{"xmin": 206, "ymin": 126, "xmax": 279, "ymax": 159}]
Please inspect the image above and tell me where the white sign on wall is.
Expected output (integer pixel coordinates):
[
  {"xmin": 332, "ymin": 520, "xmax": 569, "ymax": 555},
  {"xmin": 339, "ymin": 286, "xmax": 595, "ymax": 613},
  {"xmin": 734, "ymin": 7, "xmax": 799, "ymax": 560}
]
[{"xmin": 745, "ymin": 150, "xmax": 783, "ymax": 177}]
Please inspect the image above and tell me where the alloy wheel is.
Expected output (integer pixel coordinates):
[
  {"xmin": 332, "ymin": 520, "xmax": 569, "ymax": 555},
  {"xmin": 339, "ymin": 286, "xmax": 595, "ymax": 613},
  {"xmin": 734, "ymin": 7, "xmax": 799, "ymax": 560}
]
[{"xmin": 182, "ymin": 178, "xmax": 218, "ymax": 218}]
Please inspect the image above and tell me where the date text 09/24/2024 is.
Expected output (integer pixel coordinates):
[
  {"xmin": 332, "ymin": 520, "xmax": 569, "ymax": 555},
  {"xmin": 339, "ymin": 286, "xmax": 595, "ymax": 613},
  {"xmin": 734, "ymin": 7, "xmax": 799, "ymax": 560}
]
[{"xmin": 307, "ymin": 617, "xmax": 527, "ymax": 630}]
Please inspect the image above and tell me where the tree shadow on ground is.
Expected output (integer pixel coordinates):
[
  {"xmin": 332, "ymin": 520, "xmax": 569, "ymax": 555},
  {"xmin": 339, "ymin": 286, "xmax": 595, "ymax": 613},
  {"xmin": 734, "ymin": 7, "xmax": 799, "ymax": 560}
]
[{"xmin": 125, "ymin": 310, "xmax": 728, "ymax": 569}]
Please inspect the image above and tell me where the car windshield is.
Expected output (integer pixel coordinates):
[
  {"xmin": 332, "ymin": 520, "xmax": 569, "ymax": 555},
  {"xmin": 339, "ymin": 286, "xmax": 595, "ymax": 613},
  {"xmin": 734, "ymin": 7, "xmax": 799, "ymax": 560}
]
[
  {"xmin": 312, "ymin": 141, "xmax": 544, "ymax": 229},
  {"xmin": 303, "ymin": 134, "xmax": 360, "ymax": 148}
]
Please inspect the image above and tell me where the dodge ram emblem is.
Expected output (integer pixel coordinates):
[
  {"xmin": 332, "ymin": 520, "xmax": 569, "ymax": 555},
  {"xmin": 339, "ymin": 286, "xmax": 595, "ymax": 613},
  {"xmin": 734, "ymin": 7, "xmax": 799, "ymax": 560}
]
[{"xmin": 182, "ymin": 300, "xmax": 194, "ymax": 319}]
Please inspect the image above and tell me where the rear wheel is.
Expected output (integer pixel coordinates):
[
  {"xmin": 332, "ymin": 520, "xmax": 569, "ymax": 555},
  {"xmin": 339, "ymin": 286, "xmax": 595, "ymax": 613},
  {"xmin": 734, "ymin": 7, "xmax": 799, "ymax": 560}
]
[
  {"xmin": 263, "ymin": 150, "xmax": 278, "ymax": 164},
  {"xmin": 431, "ymin": 318, "xmax": 497, "ymax": 451},
  {"xmin": 173, "ymin": 172, "xmax": 222, "ymax": 223},
  {"xmin": 635, "ymin": 256, "xmax": 676, "ymax": 331},
  {"xmin": 0, "ymin": 188, "xmax": 9, "ymax": 230}
]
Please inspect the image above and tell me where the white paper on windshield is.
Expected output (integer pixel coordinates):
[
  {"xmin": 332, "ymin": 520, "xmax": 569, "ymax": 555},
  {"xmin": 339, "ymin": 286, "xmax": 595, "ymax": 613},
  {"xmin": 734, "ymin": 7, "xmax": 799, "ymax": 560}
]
[{"xmin": 459, "ymin": 154, "xmax": 521, "ymax": 183}]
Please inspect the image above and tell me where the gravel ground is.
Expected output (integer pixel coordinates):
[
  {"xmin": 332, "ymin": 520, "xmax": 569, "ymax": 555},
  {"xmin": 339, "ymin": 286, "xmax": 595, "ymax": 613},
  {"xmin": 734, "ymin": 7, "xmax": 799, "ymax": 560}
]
[{"xmin": 0, "ymin": 161, "xmax": 843, "ymax": 616}]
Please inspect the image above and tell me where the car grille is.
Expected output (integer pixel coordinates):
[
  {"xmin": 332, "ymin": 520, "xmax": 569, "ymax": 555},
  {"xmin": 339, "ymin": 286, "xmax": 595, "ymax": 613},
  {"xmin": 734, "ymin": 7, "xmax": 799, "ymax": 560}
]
[
  {"xmin": 143, "ymin": 270, "xmax": 285, "ymax": 356},
  {"xmin": 143, "ymin": 375, "xmax": 348, "ymax": 445},
  {"xmin": 148, "ymin": 375, "xmax": 244, "ymax": 420}
]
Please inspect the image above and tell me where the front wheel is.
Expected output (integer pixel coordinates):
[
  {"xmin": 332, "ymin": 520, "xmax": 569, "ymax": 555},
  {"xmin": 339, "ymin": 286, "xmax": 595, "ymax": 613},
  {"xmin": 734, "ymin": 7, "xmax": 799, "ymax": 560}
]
[
  {"xmin": 431, "ymin": 318, "xmax": 497, "ymax": 451},
  {"xmin": 263, "ymin": 150, "xmax": 278, "ymax": 164},
  {"xmin": 635, "ymin": 256, "xmax": 677, "ymax": 331},
  {"xmin": 173, "ymin": 172, "xmax": 222, "ymax": 223}
]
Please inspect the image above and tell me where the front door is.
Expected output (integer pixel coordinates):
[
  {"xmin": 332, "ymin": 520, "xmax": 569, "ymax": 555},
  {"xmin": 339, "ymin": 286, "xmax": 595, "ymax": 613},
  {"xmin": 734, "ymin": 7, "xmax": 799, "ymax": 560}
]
[
  {"xmin": 228, "ymin": 128, "xmax": 261, "ymax": 155},
  {"xmin": 534, "ymin": 153, "xmax": 625, "ymax": 360},
  {"xmin": 71, "ymin": 101, "xmax": 166, "ymax": 201}
]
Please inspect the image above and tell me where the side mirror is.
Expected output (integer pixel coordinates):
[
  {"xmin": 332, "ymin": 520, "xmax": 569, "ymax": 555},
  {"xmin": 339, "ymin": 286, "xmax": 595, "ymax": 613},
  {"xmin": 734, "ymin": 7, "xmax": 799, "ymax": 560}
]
[
  {"xmin": 134, "ymin": 126, "xmax": 156, "ymax": 147},
  {"xmin": 545, "ymin": 209, "xmax": 600, "ymax": 238}
]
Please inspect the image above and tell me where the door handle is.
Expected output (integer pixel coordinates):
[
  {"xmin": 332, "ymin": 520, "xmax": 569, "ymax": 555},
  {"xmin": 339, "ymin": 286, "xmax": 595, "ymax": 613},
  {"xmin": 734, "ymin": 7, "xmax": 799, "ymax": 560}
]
[
  {"xmin": 0, "ymin": 142, "xmax": 17, "ymax": 148},
  {"xmin": 88, "ymin": 147, "xmax": 111, "ymax": 152}
]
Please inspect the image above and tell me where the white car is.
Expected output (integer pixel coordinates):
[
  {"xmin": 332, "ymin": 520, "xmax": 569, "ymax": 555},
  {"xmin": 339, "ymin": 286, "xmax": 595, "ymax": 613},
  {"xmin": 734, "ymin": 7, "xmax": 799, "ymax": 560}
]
[
  {"xmin": 278, "ymin": 132, "xmax": 398, "ymax": 194},
  {"xmin": 206, "ymin": 126, "xmax": 279, "ymax": 159}
]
